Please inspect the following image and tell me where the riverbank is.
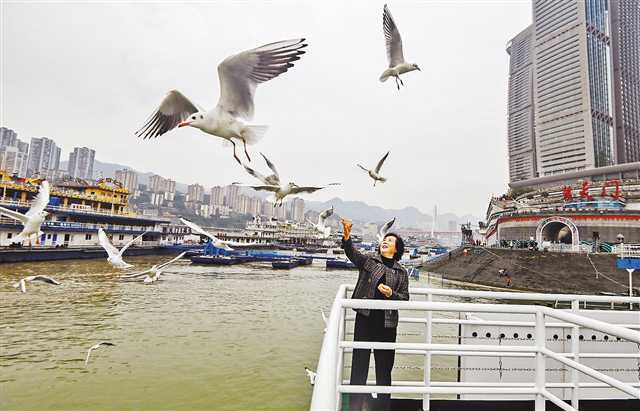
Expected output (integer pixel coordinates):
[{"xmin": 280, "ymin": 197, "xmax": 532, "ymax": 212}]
[{"xmin": 421, "ymin": 246, "xmax": 638, "ymax": 295}]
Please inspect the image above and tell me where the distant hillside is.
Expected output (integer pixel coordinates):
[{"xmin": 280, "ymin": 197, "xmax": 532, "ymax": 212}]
[{"xmin": 305, "ymin": 197, "xmax": 481, "ymax": 229}]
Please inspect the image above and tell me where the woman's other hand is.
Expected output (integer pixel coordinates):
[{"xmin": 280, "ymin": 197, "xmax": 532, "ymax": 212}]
[
  {"xmin": 377, "ymin": 283, "xmax": 393, "ymax": 298},
  {"xmin": 341, "ymin": 219, "xmax": 353, "ymax": 240}
]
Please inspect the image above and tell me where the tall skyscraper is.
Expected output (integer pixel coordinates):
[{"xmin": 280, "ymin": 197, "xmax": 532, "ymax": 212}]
[
  {"xmin": 507, "ymin": 26, "xmax": 536, "ymax": 182},
  {"xmin": 27, "ymin": 137, "xmax": 61, "ymax": 177},
  {"xmin": 115, "ymin": 169, "xmax": 138, "ymax": 193},
  {"xmin": 508, "ymin": 0, "xmax": 639, "ymax": 183},
  {"xmin": 148, "ymin": 174, "xmax": 168, "ymax": 192},
  {"xmin": 67, "ymin": 147, "xmax": 96, "ymax": 179},
  {"xmin": 224, "ymin": 184, "xmax": 241, "ymax": 211},
  {"xmin": 610, "ymin": 0, "xmax": 640, "ymax": 163}
]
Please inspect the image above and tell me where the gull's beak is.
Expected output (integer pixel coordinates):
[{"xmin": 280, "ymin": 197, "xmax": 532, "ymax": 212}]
[{"xmin": 178, "ymin": 121, "xmax": 191, "ymax": 128}]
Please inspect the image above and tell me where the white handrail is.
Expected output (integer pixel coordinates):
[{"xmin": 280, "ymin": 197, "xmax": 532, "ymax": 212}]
[{"xmin": 310, "ymin": 284, "xmax": 640, "ymax": 411}]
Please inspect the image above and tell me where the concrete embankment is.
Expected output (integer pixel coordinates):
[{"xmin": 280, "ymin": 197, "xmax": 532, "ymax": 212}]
[
  {"xmin": 0, "ymin": 246, "xmax": 178, "ymax": 263},
  {"xmin": 421, "ymin": 246, "xmax": 637, "ymax": 295}
]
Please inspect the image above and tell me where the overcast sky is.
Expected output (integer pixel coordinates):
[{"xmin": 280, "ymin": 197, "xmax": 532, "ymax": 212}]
[{"xmin": 2, "ymin": 0, "xmax": 531, "ymax": 216}]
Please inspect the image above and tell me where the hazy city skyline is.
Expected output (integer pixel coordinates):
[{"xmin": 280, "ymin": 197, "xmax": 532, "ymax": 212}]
[{"xmin": 2, "ymin": 1, "xmax": 532, "ymax": 216}]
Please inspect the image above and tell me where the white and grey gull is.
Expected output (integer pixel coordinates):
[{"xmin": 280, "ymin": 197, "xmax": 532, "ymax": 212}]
[
  {"xmin": 135, "ymin": 39, "xmax": 308, "ymax": 164},
  {"xmin": 379, "ymin": 4, "xmax": 420, "ymax": 90},
  {"xmin": 98, "ymin": 228, "xmax": 148, "ymax": 269},
  {"xmin": 0, "ymin": 180, "xmax": 50, "ymax": 246},
  {"xmin": 85, "ymin": 342, "xmax": 115, "ymax": 367},
  {"xmin": 180, "ymin": 218, "xmax": 255, "ymax": 251},
  {"xmin": 308, "ymin": 206, "xmax": 334, "ymax": 238},
  {"xmin": 13, "ymin": 275, "xmax": 60, "ymax": 293},
  {"xmin": 121, "ymin": 252, "xmax": 187, "ymax": 283},
  {"xmin": 358, "ymin": 151, "xmax": 390, "ymax": 187}
]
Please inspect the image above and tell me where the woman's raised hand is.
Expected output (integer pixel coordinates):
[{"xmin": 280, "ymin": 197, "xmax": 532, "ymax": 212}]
[{"xmin": 341, "ymin": 219, "xmax": 353, "ymax": 240}]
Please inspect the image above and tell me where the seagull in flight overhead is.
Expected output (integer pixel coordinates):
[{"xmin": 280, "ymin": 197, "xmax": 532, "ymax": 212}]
[
  {"xmin": 121, "ymin": 252, "xmax": 187, "ymax": 283},
  {"xmin": 98, "ymin": 228, "xmax": 148, "ymax": 269},
  {"xmin": 135, "ymin": 39, "xmax": 308, "ymax": 164},
  {"xmin": 358, "ymin": 151, "xmax": 390, "ymax": 187},
  {"xmin": 13, "ymin": 275, "xmax": 60, "ymax": 293},
  {"xmin": 0, "ymin": 181, "xmax": 49, "ymax": 246},
  {"xmin": 377, "ymin": 217, "xmax": 396, "ymax": 242},
  {"xmin": 308, "ymin": 207, "xmax": 334, "ymax": 238},
  {"xmin": 180, "ymin": 218, "xmax": 255, "ymax": 251},
  {"xmin": 237, "ymin": 155, "xmax": 340, "ymax": 207},
  {"xmin": 379, "ymin": 4, "xmax": 420, "ymax": 90},
  {"xmin": 85, "ymin": 342, "xmax": 115, "ymax": 367}
]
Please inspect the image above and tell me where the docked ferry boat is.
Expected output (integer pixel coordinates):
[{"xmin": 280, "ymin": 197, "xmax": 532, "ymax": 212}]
[{"xmin": 0, "ymin": 173, "xmax": 186, "ymax": 248}]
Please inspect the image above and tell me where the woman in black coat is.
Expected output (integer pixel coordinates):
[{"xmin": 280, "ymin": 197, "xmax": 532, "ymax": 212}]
[{"xmin": 341, "ymin": 219, "xmax": 409, "ymax": 411}]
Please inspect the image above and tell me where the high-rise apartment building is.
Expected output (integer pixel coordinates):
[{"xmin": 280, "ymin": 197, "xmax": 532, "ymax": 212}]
[
  {"xmin": 27, "ymin": 137, "xmax": 60, "ymax": 177},
  {"xmin": 290, "ymin": 198, "xmax": 305, "ymax": 222},
  {"xmin": 507, "ymin": 0, "xmax": 639, "ymax": 183},
  {"xmin": 115, "ymin": 169, "xmax": 139, "ymax": 193},
  {"xmin": 149, "ymin": 174, "xmax": 168, "ymax": 192},
  {"xmin": 0, "ymin": 127, "xmax": 29, "ymax": 177},
  {"xmin": 224, "ymin": 185, "xmax": 241, "ymax": 211},
  {"xmin": 67, "ymin": 147, "xmax": 95, "ymax": 180},
  {"xmin": 210, "ymin": 186, "xmax": 224, "ymax": 206},
  {"xmin": 187, "ymin": 183, "xmax": 205, "ymax": 203}
]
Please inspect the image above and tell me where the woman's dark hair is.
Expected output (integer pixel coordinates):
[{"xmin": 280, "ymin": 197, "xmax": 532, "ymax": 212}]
[{"xmin": 381, "ymin": 233, "xmax": 405, "ymax": 261}]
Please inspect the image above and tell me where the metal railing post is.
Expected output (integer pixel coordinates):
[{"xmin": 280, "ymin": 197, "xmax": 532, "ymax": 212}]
[
  {"xmin": 571, "ymin": 300, "xmax": 580, "ymax": 410},
  {"xmin": 535, "ymin": 311, "xmax": 546, "ymax": 411},
  {"xmin": 424, "ymin": 292, "xmax": 433, "ymax": 411}
]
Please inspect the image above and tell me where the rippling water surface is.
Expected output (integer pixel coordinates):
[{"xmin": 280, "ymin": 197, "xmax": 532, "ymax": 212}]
[{"xmin": 1, "ymin": 255, "xmax": 468, "ymax": 410}]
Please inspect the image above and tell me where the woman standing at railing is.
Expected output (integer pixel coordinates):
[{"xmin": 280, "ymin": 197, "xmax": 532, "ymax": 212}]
[{"xmin": 341, "ymin": 219, "xmax": 409, "ymax": 411}]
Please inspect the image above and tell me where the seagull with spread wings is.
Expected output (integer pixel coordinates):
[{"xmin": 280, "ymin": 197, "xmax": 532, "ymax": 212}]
[
  {"xmin": 379, "ymin": 4, "xmax": 420, "ymax": 90},
  {"xmin": 98, "ymin": 228, "xmax": 148, "ymax": 269},
  {"xmin": 0, "ymin": 181, "xmax": 50, "ymax": 246},
  {"xmin": 121, "ymin": 252, "xmax": 187, "ymax": 283},
  {"xmin": 358, "ymin": 151, "xmax": 390, "ymax": 187},
  {"xmin": 13, "ymin": 275, "xmax": 60, "ymax": 293},
  {"xmin": 85, "ymin": 342, "xmax": 115, "ymax": 367},
  {"xmin": 135, "ymin": 39, "xmax": 308, "ymax": 164},
  {"xmin": 308, "ymin": 206, "xmax": 334, "ymax": 238},
  {"xmin": 237, "ymin": 156, "xmax": 340, "ymax": 207},
  {"xmin": 180, "ymin": 218, "xmax": 255, "ymax": 251}
]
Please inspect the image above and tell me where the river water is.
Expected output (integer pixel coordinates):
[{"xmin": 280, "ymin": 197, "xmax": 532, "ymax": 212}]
[{"xmin": 1, "ymin": 255, "xmax": 469, "ymax": 410}]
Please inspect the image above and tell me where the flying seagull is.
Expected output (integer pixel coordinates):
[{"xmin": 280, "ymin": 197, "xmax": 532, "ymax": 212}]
[
  {"xmin": 238, "ymin": 156, "xmax": 340, "ymax": 207},
  {"xmin": 304, "ymin": 367, "xmax": 317, "ymax": 386},
  {"xmin": 308, "ymin": 207, "xmax": 333, "ymax": 238},
  {"xmin": 98, "ymin": 228, "xmax": 148, "ymax": 269},
  {"xmin": 377, "ymin": 217, "xmax": 396, "ymax": 242},
  {"xmin": 0, "ymin": 181, "xmax": 49, "ymax": 246},
  {"xmin": 13, "ymin": 275, "xmax": 60, "ymax": 293},
  {"xmin": 85, "ymin": 342, "xmax": 115, "ymax": 367},
  {"xmin": 379, "ymin": 4, "xmax": 420, "ymax": 90},
  {"xmin": 135, "ymin": 39, "xmax": 308, "ymax": 164},
  {"xmin": 121, "ymin": 252, "xmax": 187, "ymax": 283},
  {"xmin": 358, "ymin": 151, "xmax": 390, "ymax": 187},
  {"xmin": 180, "ymin": 218, "xmax": 255, "ymax": 250}
]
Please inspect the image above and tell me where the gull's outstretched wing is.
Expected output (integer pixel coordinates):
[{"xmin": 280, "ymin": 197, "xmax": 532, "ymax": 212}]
[
  {"xmin": 121, "ymin": 267, "xmax": 155, "ymax": 279},
  {"xmin": 0, "ymin": 206, "xmax": 28, "ymax": 224},
  {"xmin": 319, "ymin": 206, "xmax": 334, "ymax": 222},
  {"xmin": 135, "ymin": 90, "xmax": 199, "ymax": 139},
  {"xmin": 156, "ymin": 252, "xmax": 187, "ymax": 270},
  {"xmin": 234, "ymin": 184, "xmax": 280, "ymax": 193},
  {"xmin": 28, "ymin": 275, "xmax": 60, "ymax": 285},
  {"xmin": 378, "ymin": 217, "xmax": 396, "ymax": 241},
  {"xmin": 243, "ymin": 164, "xmax": 271, "ymax": 185},
  {"xmin": 357, "ymin": 164, "xmax": 369, "ymax": 173},
  {"xmin": 98, "ymin": 229, "xmax": 120, "ymax": 259},
  {"xmin": 118, "ymin": 231, "xmax": 149, "ymax": 256},
  {"xmin": 216, "ymin": 39, "xmax": 308, "ymax": 120},
  {"xmin": 289, "ymin": 186, "xmax": 327, "ymax": 195},
  {"xmin": 260, "ymin": 153, "xmax": 280, "ymax": 183},
  {"xmin": 180, "ymin": 218, "xmax": 221, "ymax": 242},
  {"xmin": 374, "ymin": 151, "xmax": 390, "ymax": 174},
  {"xmin": 383, "ymin": 4, "xmax": 405, "ymax": 67},
  {"xmin": 26, "ymin": 181, "xmax": 50, "ymax": 217}
]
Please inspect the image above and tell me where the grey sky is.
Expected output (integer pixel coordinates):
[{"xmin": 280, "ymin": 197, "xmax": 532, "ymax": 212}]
[{"xmin": 2, "ymin": 0, "xmax": 531, "ymax": 216}]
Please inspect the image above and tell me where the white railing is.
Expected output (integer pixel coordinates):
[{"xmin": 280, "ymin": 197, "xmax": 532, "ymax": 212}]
[
  {"xmin": 617, "ymin": 244, "xmax": 640, "ymax": 259},
  {"xmin": 310, "ymin": 285, "xmax": 640, "ymax": 411}
]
